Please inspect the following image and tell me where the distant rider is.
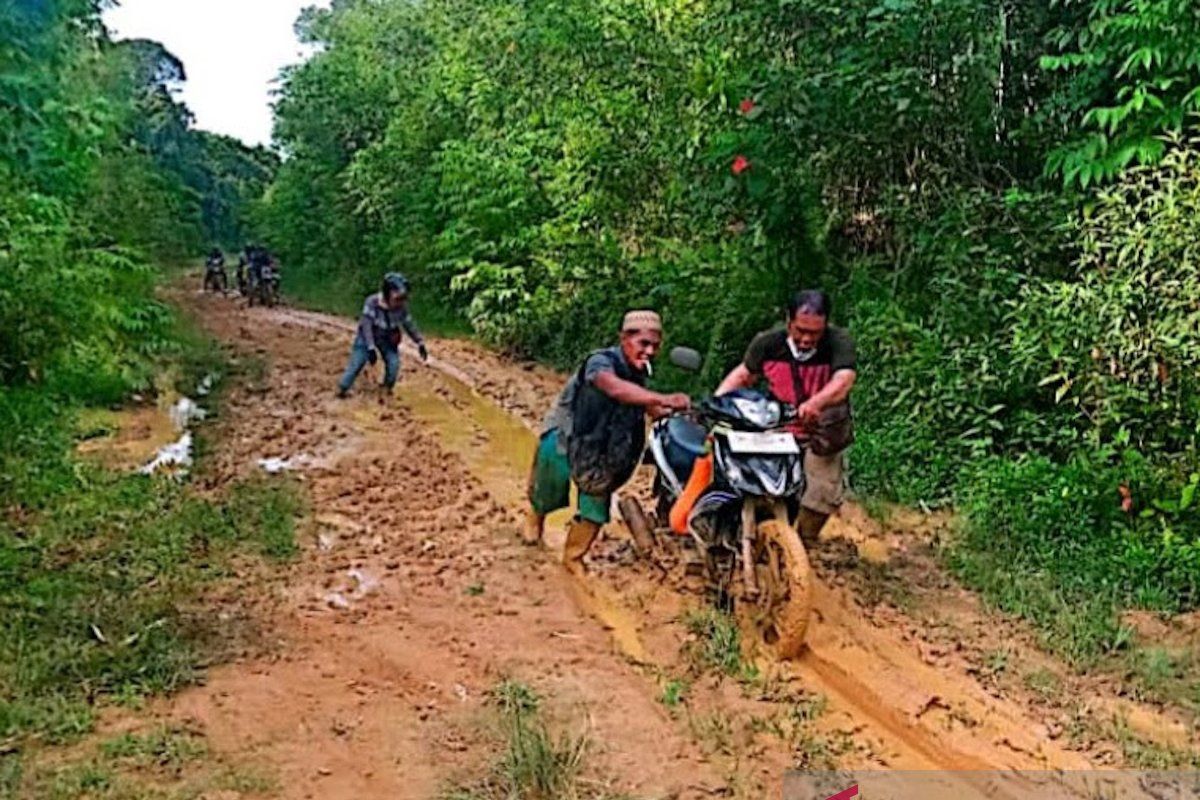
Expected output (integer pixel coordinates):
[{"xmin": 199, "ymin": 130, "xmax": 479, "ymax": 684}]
[
  {"xmin": 236, "ymin": 249, "xmax": 249, "ymax": 294},
  {"xmin": 525, "ymin": 310, "xmax": 690, "ymax": 575},
  {"xmin": 246, "ymin": 245, "xmax": 266, "ymax": 290},
  {"xmin": 336, "ymin": 272, "xmax": 429, "ymax": 399},
  {"xmin": 205, "ymin": 247, "xmax": 226, "ymax": 291},
  {"xmin": 715, "ymin": 289, "xmax": 857, "ymax": 543}
]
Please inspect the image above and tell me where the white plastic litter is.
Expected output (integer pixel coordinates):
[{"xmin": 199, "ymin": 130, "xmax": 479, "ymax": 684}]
[
  {"xmin": 195, "ymin": 373, "xmax": 218, "ymax": 397},
  {"xmin": 169, "ymin": 397, "xmax": 206, "ymax": 430},
  {"xmin": 325, "ymin": 592, "xmax": 352, "ymax": 610},
  {"xmin": 348, "ymin": 568, "xmax": 379, "ymax": 597},
  {"xmin": 138, "ymin": 432, "xmax": 194, "ymax": 475},
  {"xmin": 257, "ymin": 454, "xmax": 315, "ymax": 474}
]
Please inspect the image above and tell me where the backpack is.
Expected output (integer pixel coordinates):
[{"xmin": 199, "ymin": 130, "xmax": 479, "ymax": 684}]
[{"xmin": 567, "ymin": 350, "xmax": 647, "ymax": 496}]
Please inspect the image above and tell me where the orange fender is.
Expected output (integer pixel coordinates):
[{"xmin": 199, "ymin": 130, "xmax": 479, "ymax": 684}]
[{"xmin": 670, "ymin": 452, "xmax": 713, "ymax": 535}]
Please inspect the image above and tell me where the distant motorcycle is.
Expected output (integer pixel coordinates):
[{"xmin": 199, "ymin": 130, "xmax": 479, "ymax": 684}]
[
  {"xmin": 203, "ymin": 257, "xmax": 227, "ymax": 293},
  {"xmin": 250, "ymin": 260, "xmax": 280, "ymax": 307}
]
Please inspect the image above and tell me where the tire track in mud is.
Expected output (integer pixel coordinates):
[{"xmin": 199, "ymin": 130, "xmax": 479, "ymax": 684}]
[{"xmin": 252, "ymin": 303, "xmax": 1098, "ymax": 776}]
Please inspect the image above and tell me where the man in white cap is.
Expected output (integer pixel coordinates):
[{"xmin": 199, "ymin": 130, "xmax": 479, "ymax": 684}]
[{"xmin": 526, "ymin": 309, "xmax": 690, "ymax": 575}]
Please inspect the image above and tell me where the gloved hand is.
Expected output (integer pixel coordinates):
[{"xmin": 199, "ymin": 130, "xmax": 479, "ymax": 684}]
[
  {"xmin": 418, "ymin": 343, "xmax": 429, "ymax": 362},
  {"xmin": 367, "ymin": 349, "xmax": 378, "ymax": 366}
]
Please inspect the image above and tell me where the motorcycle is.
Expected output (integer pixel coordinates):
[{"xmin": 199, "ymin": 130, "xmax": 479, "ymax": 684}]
[
  {"xmin": 203, "ymin": 259, "xmax": 227, "ymax": 293},
  {"xmin": 621, "ymin": 347, "xmax": 815, "ymax": 658},
  {"xmin": 250, "ymin": 261, "xmax": 280, "ymax": 308}
]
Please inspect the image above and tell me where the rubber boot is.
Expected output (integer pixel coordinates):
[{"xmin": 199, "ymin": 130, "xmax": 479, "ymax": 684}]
[
  {"xmin": 796, "ymin": 507, "xmax": 829, "ymax": 548},
  {"xmin": 562, "ymin": 517, "xmax": 601, "ymax": 577},
  {"xmin": 522, "ymin": 510, "xmax": 545, "ymax": 546}
]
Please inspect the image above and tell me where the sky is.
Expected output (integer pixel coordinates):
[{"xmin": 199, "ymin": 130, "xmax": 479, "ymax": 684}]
[{"xmin": 103, "ymin": 0, "xmax": 330, "ymax": 147}]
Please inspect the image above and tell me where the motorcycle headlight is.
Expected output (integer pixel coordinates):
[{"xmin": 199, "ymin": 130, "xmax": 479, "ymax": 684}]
[{"xmin": 731, "ymin": 397, "xmax": 782, "ymax": 429}]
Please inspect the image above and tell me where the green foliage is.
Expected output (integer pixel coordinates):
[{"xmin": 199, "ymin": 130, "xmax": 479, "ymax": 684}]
[
  {"xmin": 0, "ymin": 3, "xmax": 286, "ymax": 784},
  {"xmin": 263, "ymin": 0, "xmax": 824, "ymax": 374},
  {"xmin": 1042, "ymin": 0, "xmax": 1200, "ymax": 186},
  {"xmin": 1017, "ymin": 140, "xmax": 1200, "ymax": 458}
]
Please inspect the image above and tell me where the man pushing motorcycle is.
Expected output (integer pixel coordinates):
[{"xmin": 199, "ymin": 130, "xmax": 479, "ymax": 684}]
[
  {"xmin": 525, "ymin": 310, "xmax": 690, "ymax": 575},
  {"xmin": 714, "ymin": 289, "xmax": 856, "ymax": 543}
]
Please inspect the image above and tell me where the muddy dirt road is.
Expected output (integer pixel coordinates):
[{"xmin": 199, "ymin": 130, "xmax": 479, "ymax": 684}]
[{"xmin": 140, "ymin": 292, "xmax": 1196, "ymax": 798}]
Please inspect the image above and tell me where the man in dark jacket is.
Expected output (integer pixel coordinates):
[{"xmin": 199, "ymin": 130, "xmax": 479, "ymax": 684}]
[
  {"xmin": 526, "ymin": 310, "xmax": 690, "ymax": 575},
  {"xmin": 336, "ymin": 272, "xmax": 428, "ymax": 398}
]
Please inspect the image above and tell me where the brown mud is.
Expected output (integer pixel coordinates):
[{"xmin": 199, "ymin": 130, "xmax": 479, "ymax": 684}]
[{"xmin": 110, "ymin": 290, "xmax": 1199, "ymax": 798}]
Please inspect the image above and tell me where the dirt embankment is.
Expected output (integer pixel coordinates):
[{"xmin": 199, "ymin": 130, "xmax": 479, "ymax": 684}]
[{"xmin": 117, "ymin": 291, "xmax": 1197, "ymax": 799}]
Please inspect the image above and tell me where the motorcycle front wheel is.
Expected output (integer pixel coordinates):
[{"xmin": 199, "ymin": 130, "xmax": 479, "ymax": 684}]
[{"xmin": 743, "ymin": 515, "xmax": 814, "ymax": 660}]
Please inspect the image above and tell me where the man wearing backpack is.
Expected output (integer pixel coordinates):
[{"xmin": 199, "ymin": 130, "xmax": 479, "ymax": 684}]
[{"xmin": 525, "ymin": 310, "xmax": 690, "ymax": 575}]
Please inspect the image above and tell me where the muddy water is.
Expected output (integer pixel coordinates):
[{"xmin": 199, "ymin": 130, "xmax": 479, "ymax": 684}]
[
  {"xmin": 401, "ymin": 379, "xmax": 536, "ymax": 508},
  {"xmin": 77, "ymin": 397, "xmax": 186, "ymax": 472}
]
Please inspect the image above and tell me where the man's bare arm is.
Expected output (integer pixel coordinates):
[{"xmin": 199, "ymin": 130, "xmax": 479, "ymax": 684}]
[
  {"xmin": 594, "ymin": 371, "xmax": 689, "ymax": 410},
  {"xmin": 715, "ymin": 363, "xmax": 755, "ymax": 396}
]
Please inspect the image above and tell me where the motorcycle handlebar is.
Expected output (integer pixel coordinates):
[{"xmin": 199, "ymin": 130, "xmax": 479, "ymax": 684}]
[{"xmin": 664, "ymin": 397, "xmax": 799, "ymax": 430}]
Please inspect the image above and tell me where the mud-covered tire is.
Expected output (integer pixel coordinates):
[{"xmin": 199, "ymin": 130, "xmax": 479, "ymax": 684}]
[
  {"xmin": 747, "ymin": 519, "xmax": 814, "ymax": 659},
  {"xmin": 618, "ymin": 496, "xmax": 657, "ymax": 557}
]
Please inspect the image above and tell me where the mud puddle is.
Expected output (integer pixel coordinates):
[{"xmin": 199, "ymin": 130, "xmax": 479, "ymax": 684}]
[
  {"xmin": 76, "ymin": 387, "xmax": 207, "ymax": 475},
  {"xmin": 77, "ymin": 404, "xmax": 181, "ymax": 470}
]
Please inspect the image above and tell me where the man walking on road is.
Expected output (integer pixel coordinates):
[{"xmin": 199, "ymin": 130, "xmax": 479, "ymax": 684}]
[
  {"xmin": 715, "ymin": 289, "xmax": 857, "ymax": 543},
  {"xmin": 336, "ymin": 272, "xmax": 429, "ymax": 399},
  {"xmin": 526, "ymin": 310, "xmax": 690, "ymax": 575}
]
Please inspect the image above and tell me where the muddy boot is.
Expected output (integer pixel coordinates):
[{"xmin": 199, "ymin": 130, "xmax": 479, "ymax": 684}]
[
  {"xmin": 562, "ymin": 518, "xmax": 601, "ymax": 577},
  {"xmin": 796, "ymin": 507, "xmax": 829, "ymax": 548},
  {"xmin": 522, "ymin": 510, "xmax": 545, "ymax": 546}
]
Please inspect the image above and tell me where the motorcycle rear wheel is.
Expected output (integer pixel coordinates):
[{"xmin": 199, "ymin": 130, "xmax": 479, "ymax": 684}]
[{"xmin": 743, "ymin": 517, "xmax": 814, "ymax": 659}]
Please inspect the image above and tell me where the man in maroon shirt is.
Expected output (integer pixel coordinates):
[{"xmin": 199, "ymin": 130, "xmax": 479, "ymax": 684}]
[{"xmin": 715, "ymin": 290, "xmax": 857, "ymax": 542}]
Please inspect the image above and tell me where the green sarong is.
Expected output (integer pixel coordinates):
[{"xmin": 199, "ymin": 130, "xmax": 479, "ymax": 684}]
[{"xmin": 529, "ymin": 429, "xmax": 611, "ymax": 524}]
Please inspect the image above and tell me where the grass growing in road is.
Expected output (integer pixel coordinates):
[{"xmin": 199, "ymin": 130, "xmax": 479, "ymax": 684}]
[
  {"xmin": 681, "ymin": 608, "xmax": 751, "ymax": 680},
  {"xmin": 445, "ymin": 679, "xmax": 637, "ymax": 800}
]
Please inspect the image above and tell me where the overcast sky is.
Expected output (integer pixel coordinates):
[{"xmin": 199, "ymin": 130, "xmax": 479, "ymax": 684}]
[{"xmin": 103, "ymin": 0, "xmax": 330, "ymax": 147}]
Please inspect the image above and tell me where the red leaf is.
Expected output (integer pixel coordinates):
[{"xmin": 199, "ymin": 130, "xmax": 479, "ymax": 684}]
[
  {"xmin": 731, "ymin": 155, "xmax": 751, "ymax": 175},
  {"xmin": 739, "ymin": 98, "xmax": 756, "ymax": 115}
]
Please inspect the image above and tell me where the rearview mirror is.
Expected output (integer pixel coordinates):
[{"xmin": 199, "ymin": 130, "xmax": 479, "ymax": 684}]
[{"xmin": 669, "ymin": 347, "xmax": 702, "ymax": 372}]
